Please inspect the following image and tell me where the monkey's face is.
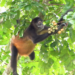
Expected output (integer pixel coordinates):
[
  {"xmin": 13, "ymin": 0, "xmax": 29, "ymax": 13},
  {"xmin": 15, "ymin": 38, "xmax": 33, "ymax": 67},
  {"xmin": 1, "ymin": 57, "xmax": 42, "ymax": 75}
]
[
  {"xmin": 31, "ymin": 17, "xmax": 44, "ymax": 31},
  {"xmin": 33, "ymin": 20, "xmax": 44, "ymax": 31}
]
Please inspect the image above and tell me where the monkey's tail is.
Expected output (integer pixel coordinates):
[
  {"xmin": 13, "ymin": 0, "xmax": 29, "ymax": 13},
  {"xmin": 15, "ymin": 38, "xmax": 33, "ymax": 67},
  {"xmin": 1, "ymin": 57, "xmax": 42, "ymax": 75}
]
[{"xmin": 58, "ymin": 9, "xmax": 73, "ymax": 25}]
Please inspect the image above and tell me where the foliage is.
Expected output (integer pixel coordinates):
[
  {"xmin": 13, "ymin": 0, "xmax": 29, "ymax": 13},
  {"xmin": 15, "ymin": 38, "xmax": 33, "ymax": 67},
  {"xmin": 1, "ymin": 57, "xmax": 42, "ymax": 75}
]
[{"xmin": 0, "ymin": 0, "xmax": 75, "ymax": 75}]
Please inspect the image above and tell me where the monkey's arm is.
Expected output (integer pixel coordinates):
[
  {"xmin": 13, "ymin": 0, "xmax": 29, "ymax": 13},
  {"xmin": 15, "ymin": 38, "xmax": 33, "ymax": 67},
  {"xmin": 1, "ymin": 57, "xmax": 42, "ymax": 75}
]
[
  {"xmin": 33, "ymin": 9, "xmax": 73, "ymax": 43},
  {"xmin": 37, "ymin": 22, "xmax": 66, "ymax": 35},
  {"xmin": 37, "ymin": 26, "xmax": 49, "ymax": 35},
  {"xmin": 33, "ymin": 23, "xmax": 66, "ymax": 43}
]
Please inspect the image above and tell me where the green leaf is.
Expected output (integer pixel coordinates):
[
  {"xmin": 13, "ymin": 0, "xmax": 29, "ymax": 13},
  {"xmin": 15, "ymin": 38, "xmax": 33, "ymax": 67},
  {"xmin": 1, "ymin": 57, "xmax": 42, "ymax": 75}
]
[
  {"xmin": 69, "ymin": 29, "xmax": 75, "ymax": 42},
  {"xmin": 4, "ymin": 20, "xmax": 11, "ymax": 28},
  {"xmin": 14, "ymin": 26, "xmax": 19, "ymax": 35},
  {"xmin": 19, "ymin": 30, "xmax": 23, "ymax": 37},
  {"xmin": 25, "ymin": 5, "xmax": 32, "ymax": 11},
  {"xmin": 50, "ymin": 41, "xmax": 58, "ymax": 47},
  {"xmin": 72, "ymin": 24, "xmax": 75, "ymax": 30},
  {"xmin": 0, "ymin": 0, "xmax": 6, "ymax": 7}
]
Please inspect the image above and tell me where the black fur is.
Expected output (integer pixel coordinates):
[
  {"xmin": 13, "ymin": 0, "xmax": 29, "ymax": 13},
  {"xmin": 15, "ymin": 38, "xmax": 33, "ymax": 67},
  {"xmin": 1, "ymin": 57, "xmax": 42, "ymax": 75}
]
[
  {"xmin": 58, "ymin": 9, "xmax": 73, "ymax": 25},
  {"xmin": 29, "ymin": 51, "xmax": 35, "ymax": 60},
  {"xmin": 11, "ymin": 44, "xmax": 18, "ymax": 75}
]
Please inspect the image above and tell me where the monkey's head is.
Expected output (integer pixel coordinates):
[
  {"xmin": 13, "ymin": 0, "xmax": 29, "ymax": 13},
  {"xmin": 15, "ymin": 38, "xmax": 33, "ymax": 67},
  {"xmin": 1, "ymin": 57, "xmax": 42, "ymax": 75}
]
[{"xmin": 31, "ymin": 17, "xmax": 44, "ymax": 31}]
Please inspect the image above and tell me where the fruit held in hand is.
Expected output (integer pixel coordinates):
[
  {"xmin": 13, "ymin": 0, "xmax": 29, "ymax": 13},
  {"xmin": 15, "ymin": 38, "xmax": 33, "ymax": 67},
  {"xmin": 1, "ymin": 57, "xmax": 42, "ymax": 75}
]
[
  {"xmin": 58, "ymin": 31, "xmax": 61, "ymax": 34},
  {"xmin": 53, "ymin": 23, "xmax": 57, "ymax": 26},
  {"xmin": 61, "ymin": 28, "xmax": 64, "ymax": 32}
]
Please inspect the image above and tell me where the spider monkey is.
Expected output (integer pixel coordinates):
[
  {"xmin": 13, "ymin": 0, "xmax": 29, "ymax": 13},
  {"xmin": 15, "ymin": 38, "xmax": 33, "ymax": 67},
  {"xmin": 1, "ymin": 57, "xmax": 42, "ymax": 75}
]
[{"xmin": 10, "ymin": 9, "xmax": 72, "ymax": 75}]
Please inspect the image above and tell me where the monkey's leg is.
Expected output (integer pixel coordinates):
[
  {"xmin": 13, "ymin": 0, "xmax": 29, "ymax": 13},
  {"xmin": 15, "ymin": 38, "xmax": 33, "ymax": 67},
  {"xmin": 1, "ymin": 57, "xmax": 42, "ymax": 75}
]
[
  {"xmin": 29, "ymin": 51, "xmax": 35, "ymax": 60},
  {"xmin": 11, "ymin": 44, "xmax": 18, "ymax": 75}
]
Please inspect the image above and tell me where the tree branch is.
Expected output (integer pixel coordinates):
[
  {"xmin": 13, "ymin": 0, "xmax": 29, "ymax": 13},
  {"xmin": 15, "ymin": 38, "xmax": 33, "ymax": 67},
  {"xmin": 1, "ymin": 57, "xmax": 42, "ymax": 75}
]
[{"xmin": 2, "ymin": 61, "xmax": 12, "ymax": 75}]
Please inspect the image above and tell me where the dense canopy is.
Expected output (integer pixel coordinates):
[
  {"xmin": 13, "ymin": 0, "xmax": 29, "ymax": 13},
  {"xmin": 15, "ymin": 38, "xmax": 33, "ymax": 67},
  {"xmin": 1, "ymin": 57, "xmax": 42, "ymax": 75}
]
[{"xmin": 0, "ymin": 0, "xmax": 75, "ymax": 75}]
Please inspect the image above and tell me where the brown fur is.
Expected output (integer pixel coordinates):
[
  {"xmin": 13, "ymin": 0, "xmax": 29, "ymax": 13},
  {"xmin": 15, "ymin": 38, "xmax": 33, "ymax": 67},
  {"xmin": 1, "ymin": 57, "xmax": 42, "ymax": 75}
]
[{"xmin": 11, "ymin": 35, "xmax": 36, "ymax": 56}]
